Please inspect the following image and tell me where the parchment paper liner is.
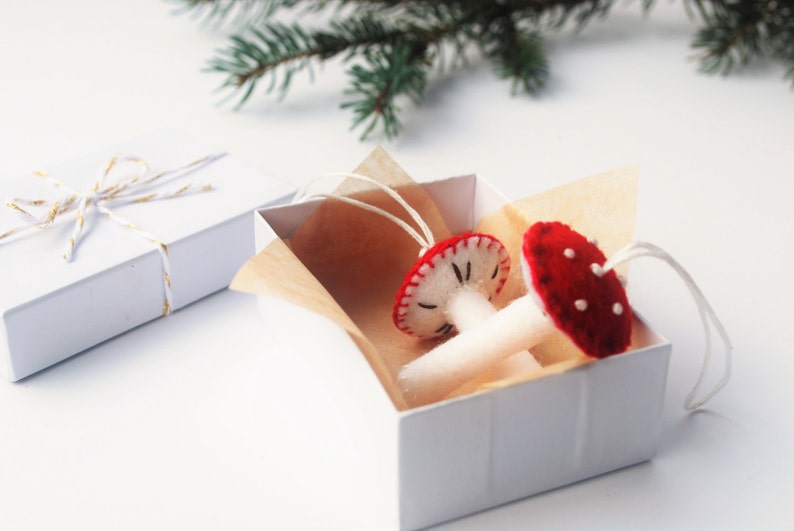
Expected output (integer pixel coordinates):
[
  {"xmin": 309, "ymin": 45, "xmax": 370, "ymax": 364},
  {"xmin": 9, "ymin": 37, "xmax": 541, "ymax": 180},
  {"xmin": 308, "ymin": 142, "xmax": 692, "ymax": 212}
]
[{"xmin": 232, "ymin": 147, "xmax": 638, "ymax": 411}]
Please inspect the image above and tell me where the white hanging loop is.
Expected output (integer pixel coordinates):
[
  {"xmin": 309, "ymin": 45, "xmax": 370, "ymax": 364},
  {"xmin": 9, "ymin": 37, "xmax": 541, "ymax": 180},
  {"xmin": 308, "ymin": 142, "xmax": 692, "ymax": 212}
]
[
  {"xmin": 600, "ymin": 241, "xmax": 732, "ymax": 410},
  {"xmin": 293, "ymin": 172, "xmax": 436, "ymax": 253}
]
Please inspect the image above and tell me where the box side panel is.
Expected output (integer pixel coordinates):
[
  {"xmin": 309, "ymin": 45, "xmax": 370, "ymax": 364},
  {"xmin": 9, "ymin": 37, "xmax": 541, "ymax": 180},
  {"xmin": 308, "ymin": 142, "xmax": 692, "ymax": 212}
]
[
  {"xmin": 4, "ymin": 253, "xmax": 165, "ymax": 381},
  {"xmin": 489, "ymin": 343, "xmax": 672, "ymax": 502},
  {"xmin": 398, "ymin": 342, "xmax": 671, "ymax": 530},
  {"xmin": 254, "ymin": 210, "xmax": 277, "ymax": 254},
  {"xmin": 420, "ymin": 176, "xmax": 477, "ymax": 235},
  {"xmin": 398, "ymin": 393, "xmax": 493, "ymax": 531},
  {"xmin": 168, "ymin": 186, "xmax": 294, "ymax": 309},
  {"xmin": 0, "ymin": 315, "xmax": 10, "ymax": 381},
  {"xmin": 256, "ymin": 198, "xmax": 317, "ymax": 245},
  {"xmin": 169, "ymin": 213, "xmax": 254, "ymax": 308},
  {"xmin": 472, "ymin": 176, "xmax": 511, "ymax": 223},
  {"xmin": 574, "ymin": 342, "xmax": 672, "ymax": 477},
  {"xmin": 488, "ymin": 368, "xmax": 591, "ymax": 501}
]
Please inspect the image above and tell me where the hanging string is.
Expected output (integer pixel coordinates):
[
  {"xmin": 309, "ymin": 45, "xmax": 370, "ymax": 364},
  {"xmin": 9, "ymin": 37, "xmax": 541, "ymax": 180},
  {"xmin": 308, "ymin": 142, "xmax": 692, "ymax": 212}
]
[
  {"xmin": 293, "ymin": 172, "xmax": 436, "ymax": 253},
  {"xmin": 597, "ymin": 241, "xmax": 733, "ymax": 410}
]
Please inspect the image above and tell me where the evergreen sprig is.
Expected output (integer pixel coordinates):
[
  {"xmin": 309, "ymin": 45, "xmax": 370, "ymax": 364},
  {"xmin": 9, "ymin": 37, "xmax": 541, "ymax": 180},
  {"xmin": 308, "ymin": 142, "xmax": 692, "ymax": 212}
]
[
  {"xmin": 175, "ymin": 0, "xmax": 794, "ymax": 140},
  {"xmin": 343, "ymin": 41, "xmax": 430, "ymax": 139},
  {"xmin": 691, "ymin": 0, "xmax": 794, "ymax": 84}
]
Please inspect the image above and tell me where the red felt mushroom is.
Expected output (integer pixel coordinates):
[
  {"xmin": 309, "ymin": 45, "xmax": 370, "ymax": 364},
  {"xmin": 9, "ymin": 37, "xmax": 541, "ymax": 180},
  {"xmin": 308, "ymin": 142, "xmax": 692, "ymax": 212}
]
[
  {"xmin": 398, "ymin": 221, "xmax": 633, "ymax": 407},
  {"xmin": 523, "ymin": 221, "xmax": 632, "ymax": 357}
]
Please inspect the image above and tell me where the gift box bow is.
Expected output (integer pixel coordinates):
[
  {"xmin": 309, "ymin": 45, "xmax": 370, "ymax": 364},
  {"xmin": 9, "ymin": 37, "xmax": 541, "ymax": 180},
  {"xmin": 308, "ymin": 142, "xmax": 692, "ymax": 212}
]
[{"xmin": 2, "ymin": 152, "xmax": 226, "ymax": 315}]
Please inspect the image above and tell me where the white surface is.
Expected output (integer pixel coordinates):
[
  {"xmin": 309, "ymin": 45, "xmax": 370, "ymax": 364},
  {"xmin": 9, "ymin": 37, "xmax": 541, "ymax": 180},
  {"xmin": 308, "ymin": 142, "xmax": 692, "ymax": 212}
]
[{"xmin": 0, "ymin": 1, "xmax": 791, "ymax": 530}]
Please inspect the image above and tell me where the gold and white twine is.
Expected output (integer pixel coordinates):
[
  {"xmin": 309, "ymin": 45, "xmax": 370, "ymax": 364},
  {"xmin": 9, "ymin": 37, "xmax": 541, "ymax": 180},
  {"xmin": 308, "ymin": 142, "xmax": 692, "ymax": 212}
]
[{"xmin": 2, "ymin": 152, "xmax": 226, "ymax": 315}]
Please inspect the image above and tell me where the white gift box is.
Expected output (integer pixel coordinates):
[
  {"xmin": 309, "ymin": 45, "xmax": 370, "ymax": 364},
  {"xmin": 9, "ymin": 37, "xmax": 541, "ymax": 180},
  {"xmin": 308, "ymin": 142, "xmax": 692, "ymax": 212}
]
[
  {"xmin": 0, "ymin": 130, "xmax": 294, "ymax": 381},
  {"xmin": 236, "ymin": 152, "xmax": 673, "ymax": 530}
]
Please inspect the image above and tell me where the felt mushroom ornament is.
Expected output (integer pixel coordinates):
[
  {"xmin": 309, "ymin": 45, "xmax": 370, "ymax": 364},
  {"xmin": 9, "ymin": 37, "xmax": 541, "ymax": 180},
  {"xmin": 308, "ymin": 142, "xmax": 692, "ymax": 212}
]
[
  {"xmin": 392, "ymin": 232, "xmax": 543, "ymax": 377},
  {"xmin": 294, "ymin": 175, "xmax": 731, "ymax": 411},
  {"xmin": 293, "ymin": 172, "xmax": 542, "ymax": 383},
  {"xmin": 392, "ymin": 232, "xmax": 511, "ymax": 337},
  {"xmin": 399, "ymin": 221, "xmax": 633, "ymax": 406},
  {"xmin": 400, "ymin": 220, "xmax": 732, "ymax": 409}
]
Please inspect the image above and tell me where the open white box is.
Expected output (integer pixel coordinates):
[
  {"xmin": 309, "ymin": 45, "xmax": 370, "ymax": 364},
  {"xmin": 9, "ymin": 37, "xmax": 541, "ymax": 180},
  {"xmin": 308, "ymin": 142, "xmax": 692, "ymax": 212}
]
[
  {"xmin": 240, "ymin": 159, "xmax": 672, "ymax": 530},
  {"xmin": 0, "ymin": 130, "xmax": 294, "ymax": 381}
]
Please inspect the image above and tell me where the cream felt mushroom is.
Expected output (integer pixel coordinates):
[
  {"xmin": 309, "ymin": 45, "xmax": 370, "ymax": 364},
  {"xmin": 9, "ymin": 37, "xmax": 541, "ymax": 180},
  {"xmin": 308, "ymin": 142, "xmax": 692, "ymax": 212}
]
[
  {"xmin": 392, "ymin": 232, "xmax": 544, "ymax": 375},
  {"xmin": 393, "ymin": 232, "xmax": 510, "ymax": 338},
  {"xmin": 399, "ymin": 221, "xmax": 632, "ymax": 407}
]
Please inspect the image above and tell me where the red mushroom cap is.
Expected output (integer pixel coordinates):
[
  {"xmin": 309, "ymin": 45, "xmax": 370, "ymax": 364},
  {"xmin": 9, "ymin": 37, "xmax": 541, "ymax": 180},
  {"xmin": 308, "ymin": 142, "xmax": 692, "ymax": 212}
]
[
  {"xmin": 521, "ymin": 221, "xmax": 632, "ymax": 358},
  {"xmin": 393, "ymin": 233, "xmax": 510, "ymax": 338}
]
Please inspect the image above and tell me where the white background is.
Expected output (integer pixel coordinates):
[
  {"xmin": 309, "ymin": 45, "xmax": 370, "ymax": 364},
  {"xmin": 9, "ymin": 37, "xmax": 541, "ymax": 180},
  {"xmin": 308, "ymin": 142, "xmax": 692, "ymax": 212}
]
[{"xmin": 1, "ymin": 1, "xmax": 792, "ymax": 529}]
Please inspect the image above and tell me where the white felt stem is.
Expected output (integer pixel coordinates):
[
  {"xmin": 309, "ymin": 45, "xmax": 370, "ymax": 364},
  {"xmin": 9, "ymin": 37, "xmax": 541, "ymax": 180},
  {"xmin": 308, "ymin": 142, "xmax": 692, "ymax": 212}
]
[
  {"xmin": 399, "ymin": 294, "xmax": 554, "ymax": 407},
  {"xmin": 448, "ymin": 289, "xmax": 543, "ymax": 381},
  {"xmin": 489, "ymin": 348, "xmax": 544, "ymax": 379},
  {"xmin": 447, "ymin": 289, "xmax": 497, "ymax": 330}
]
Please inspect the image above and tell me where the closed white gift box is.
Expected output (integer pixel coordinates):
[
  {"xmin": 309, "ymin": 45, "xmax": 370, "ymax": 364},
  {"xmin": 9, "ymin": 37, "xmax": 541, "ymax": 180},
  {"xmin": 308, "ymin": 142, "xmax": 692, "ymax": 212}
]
[
  {"xmin": 234, "ymin": 150, "xmax": 673, "ymax": 530},
  {"xmin": 0, "ymin": 130, "xmax": 294, "ymax": 381}
]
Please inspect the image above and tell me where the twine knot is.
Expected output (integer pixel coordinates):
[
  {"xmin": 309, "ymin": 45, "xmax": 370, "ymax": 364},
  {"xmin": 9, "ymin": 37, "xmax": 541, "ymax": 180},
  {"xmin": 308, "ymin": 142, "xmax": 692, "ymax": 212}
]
[{"xmin": 85, "ymin": 190, "xmax": 102, "ymax": 205}]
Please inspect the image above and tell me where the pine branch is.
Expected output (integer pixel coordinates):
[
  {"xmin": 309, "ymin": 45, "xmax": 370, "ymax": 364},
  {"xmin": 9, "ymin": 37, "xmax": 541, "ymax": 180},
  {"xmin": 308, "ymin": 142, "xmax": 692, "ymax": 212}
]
[
  {"xmin": 172, "ymin": 0, "xmax": 410, "ymax": 28},
  {"xmin": 170, "ymin": 0, "xmax": 298, "ymax": 28},
  {"xmin": 205, "ymin": 5, "xmax": 487, "ymax": 134},
  {"xmin": 207, "ymin": 14, "xmax": 403, "ymax": 107},
  {"xmin": 174, "ymin": 0, "xmax": 794, "ymax": 140},
  {"xmin": 342, "ymin": 42, "xmax": 430, "ymax": 139},
  {"xmin": 690, "ymin": 0, "xmax": 775, "ymax": 75},
  {"xmin": 481, "ymin": 11, "xmax": 550, "ymax": 94},
  {"xmin": 207, "ymin": 22, "xmax": 314, "ymax": 106}
]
